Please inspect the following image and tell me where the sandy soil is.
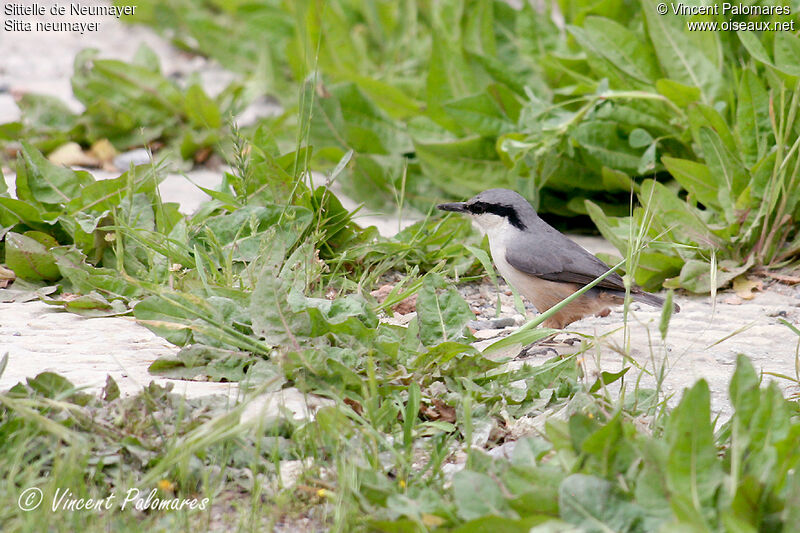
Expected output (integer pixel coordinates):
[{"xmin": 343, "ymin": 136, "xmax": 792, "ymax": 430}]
[{"xmin": 2, "ymin": 1, "xmax": 799, "ymax": 424}]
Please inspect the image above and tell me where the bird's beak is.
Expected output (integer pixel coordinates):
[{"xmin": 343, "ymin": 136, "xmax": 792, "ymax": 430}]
[{"xmin": 437, "ymin": 202, "xmax": 467, "ymax": 213}]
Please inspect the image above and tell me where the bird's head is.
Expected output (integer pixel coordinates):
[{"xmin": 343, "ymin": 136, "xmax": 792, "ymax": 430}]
[{"xmin": 436, "ymin": 188, "xmax": 533, "ymax": 232}]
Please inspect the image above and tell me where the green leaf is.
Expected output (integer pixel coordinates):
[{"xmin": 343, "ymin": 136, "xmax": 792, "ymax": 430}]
[
  {"xmin": 662, "ymin": 157, "xmax": 719, "ymax": 209},
  {"xmin": 452, "ymin": 471, "xmax": 509, "ymax": 521},
  {"xmin": 638, "ymin": 179, "xmax": 715, "ymax": 246},
  {"xmin": 569, "ymin": 17, "xmax": 660, "ymax": 84},
  {"xmin": 641, "ymin": 0, "xmax": 721, "ymax": 101},
  {"xmin": 4, "ymin": 231, "xmax": 61, "ymax": 281},
  {"xmin": 665, "ymin": 380, "xmax": 723, "ymax": 520},
  {"xmin": 570, "ymin": 121, "xmax": 641, "ymax": 173},
  {"xmin": 51, "ymin": 246, "xmax": 142, "ymax": 300},
  {"xmin": 729, "ymin": 354, "xmax": 760, "ymax": 425},
  {"xmin": 629, "ymin": 128, "xmax": 653, "ymax": 148},
  {"xmin": 735, "ymin": 69, "xmax": 771, "ymax": 167},
  {"xmin": 601, "ymin": 167, "xmax": 636, "ymax": 193},
  {"xmin": 559, "ymin": 474, "xmax": 644, "ymax": 532},
  {"xmin": 584, "ymin": 200, "xmax": 629, "ymax": 254},
  {"xmin": 659, "ymin": 290, "xmax": 674, "ymax": 340},
  {"xmin": 655, "ymin": 79, "xmax": 701, "ymax": 109},
  {"xmin": 667, "ymin": 257, "xmax": 752, "ymax": 293},
  {"xmin": 417, "ymin": 273, "xmax": 474, "ymax": 346},
  {"xmin": 773, "ymin": 31, "xmax": 800, "ymax": 77},
  {"xmin": 18, "ymin": 142, "xmax": 94, "ymax": 205},
  {"xmin": 414, "ymin": 136, "xmax": 511, "ymax": 197},
  {"xmin": 403, "ymin": 382, "xmax": 421, "ymax": 450},
  {"xmin": 313, "ymin": 82, "xmax": 413, "ymax": 155},
  {"xmin": 737, "ymin": 31, "xmax": 773, "ymax": 67},
  {"xmin": 149, "ymin": 344, "xmax": 256, "ymax": 382},
  {"xmin": 0, "ymin": 197, "xmax": 47, "ymax": 227},
  {"xmin": 697, "ymin": 127, "xmax": 749, "ymax": 221},
  {"xmin": 184, "ymin": 84, "xmax": 222, "ymax": 129},
  {"xmin": 250, "ymin": 274, "xmax": 310, "ymax": 350},
  {"xmin": 588, "ymin": 367, "xmax": 630, "ymax": 393},
  {"xmin": 340, "ymin": 74, "xmax": 423, "ymax": 119},
  {"xmin": 43, "ymin": 291, "xmax": 129, "ymax": 318},
  {"xmin": 442, "ymin": 92, "xmax": 515, "ymax": 137}
]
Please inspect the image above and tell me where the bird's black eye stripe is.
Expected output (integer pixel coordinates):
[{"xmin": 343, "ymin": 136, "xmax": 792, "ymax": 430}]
[
  {"xmin": 467, "ymin": 201, "xmax": 526, "ymax": 230},
  {"xmin": 467, "ymin": 201, "xmax": 487, "ymax": 214}
]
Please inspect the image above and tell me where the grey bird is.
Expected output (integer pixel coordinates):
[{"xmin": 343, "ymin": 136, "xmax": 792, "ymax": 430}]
[{"xmin": 437, "ymin": 188, "xmax": 679, "ymax": 329}]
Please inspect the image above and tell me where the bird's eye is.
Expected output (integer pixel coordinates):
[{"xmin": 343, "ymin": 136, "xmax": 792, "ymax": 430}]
[{"xmin": 469, "ymin": 203, "xmax": 485, "ymax": 214}]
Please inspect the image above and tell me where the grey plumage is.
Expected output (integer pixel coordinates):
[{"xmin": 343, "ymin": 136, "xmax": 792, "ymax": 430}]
[{"xmin": 438, "ymin": 188, "xmax": 679, "ymax": 316}]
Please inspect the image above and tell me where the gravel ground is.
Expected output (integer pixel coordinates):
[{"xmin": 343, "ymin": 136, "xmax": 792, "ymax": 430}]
[{"xmin": 2, "ymin": 1, "xmax": 800, "ymax": 425}]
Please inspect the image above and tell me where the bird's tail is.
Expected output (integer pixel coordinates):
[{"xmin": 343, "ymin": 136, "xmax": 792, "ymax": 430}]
[{"xmin": 632, "ymin": 291, "xmax": 681, "ymax": 313}]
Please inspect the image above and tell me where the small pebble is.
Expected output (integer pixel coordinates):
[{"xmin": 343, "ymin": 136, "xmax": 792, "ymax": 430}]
[
  {"xmin": 113, "ymin": 148, "xmax": 151, "ymax": 170},
  {"xmin": 467, "ymin": 317, "xmax": 515, "ymax": 330}
]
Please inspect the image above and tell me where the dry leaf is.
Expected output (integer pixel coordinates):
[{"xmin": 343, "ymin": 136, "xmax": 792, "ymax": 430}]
[
  {"xmin": 88, "ymin": 139, "xmax": 117, "ymax": 164},
  {"xmin": 420, "ymin": 399, "xmax": 456, "ymax": 423},
  {"xmin": 733, "ymin": 276, "xmax": 762, "ymax": 300},
  {"xmin": 764, "ymin": 272, "xmax": 800, "ymax": 285},
  {"xmin": 0, "ymin": 265, "xmax": 16, "ymax": 288},
  {"xmin": 370, "ymin": 284, "xmax": 393, "ymax": 303},
  {"xmin": 343, "ymin": 397, "xmax": 363, "ymax": 416},
  {"xmin": 723, "ymin": 295, "xmax": 742, "ymax": 305},
  {"xmin": 421, "ymin": 514, "xmax": 445, "ymax": 527},
  {"xmin": 48, "ymin": 142, "xmax": 100, "ymax": 167},
  {"xmin": 392, "ymin": 294, "xmax": 417, "ymax": 315}
]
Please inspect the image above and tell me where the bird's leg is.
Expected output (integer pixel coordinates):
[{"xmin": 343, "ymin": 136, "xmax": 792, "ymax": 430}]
[{"xmin": 516, "ymin": 332, "xmax": 560, "ymax": 359}]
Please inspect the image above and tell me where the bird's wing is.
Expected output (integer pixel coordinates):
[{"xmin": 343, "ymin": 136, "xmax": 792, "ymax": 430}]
[{"xmin": 504, "ymin": 226, "xmax": 627, "ymax": 291}]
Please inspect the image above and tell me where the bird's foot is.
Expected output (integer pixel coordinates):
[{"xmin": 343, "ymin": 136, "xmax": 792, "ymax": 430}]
[{"xmin": 516, "ymin": 344, "xmax": 559, "ymax": 359}]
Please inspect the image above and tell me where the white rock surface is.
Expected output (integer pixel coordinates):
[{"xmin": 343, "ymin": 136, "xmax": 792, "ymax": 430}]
[{"xmin": 0, "ymin": 300, "xmax": 236, "ymax": 398}]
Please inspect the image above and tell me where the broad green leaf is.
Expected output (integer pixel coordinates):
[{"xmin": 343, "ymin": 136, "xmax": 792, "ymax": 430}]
[
  {"xmin": 629, "ymin": 128, "xmax": 653, "ymax": 148},
  {"xmin": 414, "ymin": 136, "xmax": 511, "ymax": 196},
  {"xmin": 655, "ymin": 79, "xmax": 701, "ymax": 109},
  {"xmin": 665, "ymin": 257, "xmax": 752, "ymax": 293},
  {"xmin": 729, "ymin": 354, "xmax": 760, "ymax": 427},
  {"xmin": 641, "ymin": 0, "xmax": 722, "ymax": 101},
  {"xmin": 19, "ymin": 142, "xmax": 94, "ymax": 205},
  {"xmin": 570, "ymin": 17, "xmax": 660, "ymax": 84},
  {"xmin": 442, "ymin": 92, "xmax": 515, "ymax": 137},
  {"xmin": 737, "ymin": 31, "xmax": 773, "ymax": 66},
  {"xmin": 559, "ymin": 474, "xmax": 644, "ymax": 532},
  {"xmin": 773, "ymin": 31, "xmax": 800, "ymax": 77},
  {"xmin": 313, "ymin": 82, "xmax": 413, "ymax": 155},
  {"xmin": 662, "ymin": 157, "xmax": 719, "ymax": 209},
  {"xmin": 638, "ymin": 179, "xmax": 715, "ymax": 246},
  {"xmin": 51, "ymin": 246, "xmax": 142, "ymax": 300},
  {"xmin": 250, "ymin": 274, "xmax": 310, "ymax": 349},
  {"xmin": 184, "ymin": 84, "xmax": 222, "ymax": 129},
  {"xmin": 697, "ymin": 127, "xmax": 749, "ymax": 222},
  {"xmin": 452, "ymin": 471, "xmax": 509, "ymax": 521},
  {"xmin": 570, "ymin": 121, "xmax": 641, "ymax": 173},
  {"xmin": 735, "ymin": 69, "xmax": 770, "ymax": 167},
  {"xmin": 689, "ymin": 104, "xmax": 738, "ymax": 155},
  {"xmin": 601, "ymin": 167, "xmax": 636, "ymax": 193},
  {"xmin": 341, "ymin": 74, "xmax": 423, "ymax": 119},
  {"xmin": 665, "ymin": 380, "xmax": 722, "ymax": 522},
  {"xmin": 584, "ymin": 200, "xmax": 629, "ymax": 254},
  {"xmin": 4, "ymin": 231, "xmax": 61, "ymax": 281},
  {"xmin": 43, "ymin": 291, "xmax": 129, "ymax": 318},
  {"xmin": 416, "ymin": 273, "xmax": 473, "ymax": 346},
  {"xmin": 465, "ymin": 51, "xmax": 527, "ymax": 96},
  {"xmin": 0, "ymin": 197, "xmax": 47, "ymax": 227}
]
